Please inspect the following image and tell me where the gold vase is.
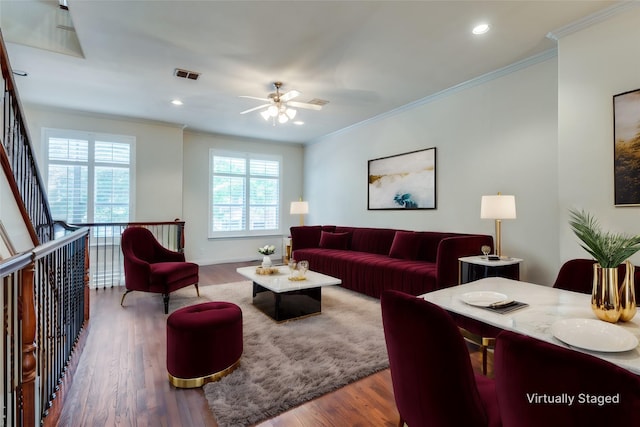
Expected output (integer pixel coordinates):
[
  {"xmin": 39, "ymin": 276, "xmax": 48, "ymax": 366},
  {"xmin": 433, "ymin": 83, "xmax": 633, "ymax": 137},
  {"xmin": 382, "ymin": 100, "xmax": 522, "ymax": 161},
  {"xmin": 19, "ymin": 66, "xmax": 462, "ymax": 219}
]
[
  {"xmin": 619, "ymin": 260, "xmax": 637, "ymax": 322},
  {"xmin": 591, "ymin": 264, "xmax": 621, "ymax": 323}
]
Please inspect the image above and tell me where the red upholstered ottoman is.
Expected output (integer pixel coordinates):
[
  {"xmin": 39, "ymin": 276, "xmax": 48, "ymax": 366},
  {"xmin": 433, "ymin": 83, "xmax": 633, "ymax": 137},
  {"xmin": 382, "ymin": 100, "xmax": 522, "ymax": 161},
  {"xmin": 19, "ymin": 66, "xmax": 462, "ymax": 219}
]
[{"xmin": 167, "ymin": 302, "xmax": 242, "ymax": 388}]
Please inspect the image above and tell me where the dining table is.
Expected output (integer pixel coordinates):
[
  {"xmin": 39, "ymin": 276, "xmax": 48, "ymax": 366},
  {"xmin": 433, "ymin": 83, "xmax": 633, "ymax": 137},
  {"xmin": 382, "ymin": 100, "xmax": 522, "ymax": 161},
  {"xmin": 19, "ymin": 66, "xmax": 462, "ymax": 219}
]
[{"xmin": 420, "ymin": 277, "xmax": 640, "ymax": 375}]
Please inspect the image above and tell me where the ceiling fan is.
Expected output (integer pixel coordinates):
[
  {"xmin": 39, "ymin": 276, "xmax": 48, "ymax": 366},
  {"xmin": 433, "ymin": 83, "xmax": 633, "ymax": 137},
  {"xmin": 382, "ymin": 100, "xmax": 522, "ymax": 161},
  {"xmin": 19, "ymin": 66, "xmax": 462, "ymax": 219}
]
[{"xmin": 240, "ymin": 82, "xmax": 323, "ymax": 124}]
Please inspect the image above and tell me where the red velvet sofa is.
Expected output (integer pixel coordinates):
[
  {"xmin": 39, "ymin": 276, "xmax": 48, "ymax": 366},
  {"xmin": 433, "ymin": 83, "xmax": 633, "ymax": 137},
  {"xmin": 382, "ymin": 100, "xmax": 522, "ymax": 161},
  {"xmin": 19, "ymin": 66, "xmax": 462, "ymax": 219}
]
[{"xmin": 290, "ymin": 226, "xmax": 493, "ymax": 298}]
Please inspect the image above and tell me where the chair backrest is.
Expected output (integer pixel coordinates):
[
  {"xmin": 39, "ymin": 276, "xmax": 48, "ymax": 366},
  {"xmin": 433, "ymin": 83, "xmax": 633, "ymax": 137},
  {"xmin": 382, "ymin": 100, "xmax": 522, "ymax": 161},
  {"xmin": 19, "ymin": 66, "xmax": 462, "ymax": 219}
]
[
  {"xmin": 552, "ymin": 258, "xmax": 596, "ymax": 293},
  {"xmin": 494, "ymin": 330, "xmax": 640, "ymax": 427},
  {"xmin": 380, "ymin": 290, "xmax": 489, "ymax": 427},
  {"xmin": 121, "ymin": 227, "xmax": 161, "ymax": 263},
  {"xmin": 554, "ymin": 258, "xmax": 640, "ymax": 297}
]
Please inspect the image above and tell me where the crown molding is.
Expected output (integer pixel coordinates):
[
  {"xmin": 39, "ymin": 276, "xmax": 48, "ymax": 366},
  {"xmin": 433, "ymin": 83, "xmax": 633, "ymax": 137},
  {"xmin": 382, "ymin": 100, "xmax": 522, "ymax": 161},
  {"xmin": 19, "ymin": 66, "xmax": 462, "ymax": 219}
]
[
  {"xmin": 310, "ymin": 3, "xmax": 640, "ymax": 145},
  {"xmin": 310, "ymin": 48, "xmax": 557, "ymax": 145},
  {"xmin": 546, "ymin": 1, "xmax": 640, "ymax": 41}
]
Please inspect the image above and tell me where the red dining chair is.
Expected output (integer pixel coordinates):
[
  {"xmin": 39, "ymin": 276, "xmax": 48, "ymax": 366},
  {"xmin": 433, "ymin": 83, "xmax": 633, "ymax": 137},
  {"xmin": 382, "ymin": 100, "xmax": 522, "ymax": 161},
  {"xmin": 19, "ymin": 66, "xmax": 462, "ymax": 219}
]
[
  {"xmin": 121, "ymin": 226, "xmax": 199, "ymax": 313},
  {"xmin": 552, "ymin": 259, "xmax": 596, "ymax": 293},
  {"xmin": 494, "ymin": 330, "xmax": 640, "ymax": 427},
  {"xmin": 553, "ymin": 258, "xmax": 640, "ymax": 297},
  {"xmin": 381, "ymin": 290, "xmax": 502, "ymax": 427}
]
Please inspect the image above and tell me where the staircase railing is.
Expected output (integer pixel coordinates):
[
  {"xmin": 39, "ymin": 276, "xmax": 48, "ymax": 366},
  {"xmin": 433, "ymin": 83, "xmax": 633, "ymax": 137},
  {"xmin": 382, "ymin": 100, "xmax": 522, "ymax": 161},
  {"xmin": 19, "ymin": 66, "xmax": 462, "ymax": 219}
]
[
  {"xmin": 1, "ymin": 226, "xmax": 89, "ymax": 427},
  {"xmin": 0, "ymin": 29, "xmax": 54, "ymax": 245},
  {"xmin": 0, "ymin": 28, "xmax": 189, "ymax": 427}
]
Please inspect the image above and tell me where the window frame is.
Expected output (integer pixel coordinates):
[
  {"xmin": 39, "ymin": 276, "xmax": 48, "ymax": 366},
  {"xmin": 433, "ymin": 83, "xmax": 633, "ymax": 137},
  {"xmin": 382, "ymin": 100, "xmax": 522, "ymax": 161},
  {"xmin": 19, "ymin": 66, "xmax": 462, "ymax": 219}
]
[
  {"xmin": 42, "ymin": 128, "xmax": 136, "ymax": 224},
  {"xmin": 209, "ymin": 149, "xmax": 282, "ymax": 238}
]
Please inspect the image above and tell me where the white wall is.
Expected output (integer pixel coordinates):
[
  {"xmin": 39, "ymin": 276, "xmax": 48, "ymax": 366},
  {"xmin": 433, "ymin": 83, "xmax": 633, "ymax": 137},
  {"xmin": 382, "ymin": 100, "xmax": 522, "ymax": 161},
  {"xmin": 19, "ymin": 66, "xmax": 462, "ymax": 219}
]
[
  {"xmin": 17, "ymin": 7, "xmax": 640, "ymax": 280},
  {"xmin": 22, "ymin": 106, "xmax": 185, "ymax": 221},
  {"xmin": 21, "ymin": 107, "xmax": 305, "ymax": 265},
  {"xmin": 306, "ymin": 58, "xmax": 560, "ymax": 284},
  {"xmin": 558, "ymin": 7, "xmax": 640, "ymax": 266},
  {"xmin": 182, "ymin": 131, "xmax": 304, "ymax": 265}
]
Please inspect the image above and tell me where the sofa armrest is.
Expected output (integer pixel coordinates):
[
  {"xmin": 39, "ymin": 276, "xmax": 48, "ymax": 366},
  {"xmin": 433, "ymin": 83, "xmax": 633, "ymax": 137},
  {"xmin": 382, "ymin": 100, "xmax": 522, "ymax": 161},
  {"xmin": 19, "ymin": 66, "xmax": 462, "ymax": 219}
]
[{"xmin": 435, "ymin": 235, "xmax": 493, "ymax": 288}]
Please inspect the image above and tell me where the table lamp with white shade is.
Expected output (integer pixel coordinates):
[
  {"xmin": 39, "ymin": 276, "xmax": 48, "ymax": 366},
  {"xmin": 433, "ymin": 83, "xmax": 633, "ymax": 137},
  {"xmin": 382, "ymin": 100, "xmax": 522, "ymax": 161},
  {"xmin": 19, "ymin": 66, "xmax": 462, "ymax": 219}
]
[
  {"xmin": 290, "ymin": 200, "xmax": 309, "ymax": 226},
  {"xmin": 480, "ymin": 193, "xmax": 516, "ymax": 258}
]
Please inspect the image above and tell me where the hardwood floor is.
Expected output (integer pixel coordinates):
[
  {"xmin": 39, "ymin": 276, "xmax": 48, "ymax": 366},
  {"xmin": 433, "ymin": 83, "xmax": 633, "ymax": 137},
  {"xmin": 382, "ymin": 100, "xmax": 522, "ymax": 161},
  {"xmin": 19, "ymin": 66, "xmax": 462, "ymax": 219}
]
[{"xmin": 55, "ymin": 262, "xmax": 490, "ymax": 426}]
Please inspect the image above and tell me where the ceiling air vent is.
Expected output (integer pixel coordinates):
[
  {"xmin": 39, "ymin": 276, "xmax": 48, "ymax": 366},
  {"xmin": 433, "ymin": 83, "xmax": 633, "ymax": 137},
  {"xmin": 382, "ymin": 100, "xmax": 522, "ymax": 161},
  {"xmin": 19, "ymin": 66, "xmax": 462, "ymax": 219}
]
[
  {"xmin": 307, "ymin": 98, "xmax": 329, "ymax": 106},
  {"xmin": 174, "ymin": 68, "xmax": 200, "ymax": 80}
]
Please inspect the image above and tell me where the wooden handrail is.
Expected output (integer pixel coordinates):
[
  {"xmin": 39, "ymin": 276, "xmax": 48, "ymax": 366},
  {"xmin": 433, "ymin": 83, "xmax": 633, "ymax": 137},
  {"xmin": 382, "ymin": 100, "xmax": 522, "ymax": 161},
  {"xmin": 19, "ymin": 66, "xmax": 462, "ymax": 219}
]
[
  {"xmin": 0, "ymin": 252, "xmax": 31, "ymax": 275},
  {"xmin": 33, "ymin": 225, "xmax": 91, "ymax": 258},
  {"xmin": 0, "ymin": 28, "xmax": 54, "ymax": 245},
  {"xmin": 75, "ymin": 219, "xmax": 185, "ymax": 227},
  {"xmin": 0, "ymin": 143, "xmax": 39, "ymax": 246}
]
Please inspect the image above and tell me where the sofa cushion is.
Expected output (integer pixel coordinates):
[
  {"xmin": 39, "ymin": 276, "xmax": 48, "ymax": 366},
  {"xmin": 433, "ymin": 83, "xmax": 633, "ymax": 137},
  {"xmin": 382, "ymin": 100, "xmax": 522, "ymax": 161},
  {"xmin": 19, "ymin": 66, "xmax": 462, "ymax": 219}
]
[
  {"xmin": 319, "ymin": 231, "xmax": 351, "ymax": 250},
  {"xmin": 389, "ymin": 231, "xmax": 421, "ymax": 260},
  {"xmin": 347, "ymin": 227, "xmax": 397, "ymax": 254}
]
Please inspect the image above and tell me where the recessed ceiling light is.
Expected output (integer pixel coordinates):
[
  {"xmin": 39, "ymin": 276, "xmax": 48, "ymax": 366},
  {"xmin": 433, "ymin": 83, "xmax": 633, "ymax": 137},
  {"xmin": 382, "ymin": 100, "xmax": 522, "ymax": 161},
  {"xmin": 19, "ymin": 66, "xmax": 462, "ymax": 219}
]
[
  {"xmin": 472, "ymin": 23, "xmax": 490, "ymax": 35},
  {"xmin": 171, "ymin": 99, "xmax": 183, "ymax": 106},
  {"xmin": 293, "ymin": 121, "xmax": 304, "ymax": 126}
]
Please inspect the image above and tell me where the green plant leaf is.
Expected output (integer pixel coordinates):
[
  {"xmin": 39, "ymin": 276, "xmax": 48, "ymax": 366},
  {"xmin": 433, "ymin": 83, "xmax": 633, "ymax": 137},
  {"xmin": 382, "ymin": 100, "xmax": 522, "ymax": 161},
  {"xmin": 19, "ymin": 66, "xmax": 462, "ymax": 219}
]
[{"xmin": 568, "ymin": 209, "xmax": 640, "ymax": 268}]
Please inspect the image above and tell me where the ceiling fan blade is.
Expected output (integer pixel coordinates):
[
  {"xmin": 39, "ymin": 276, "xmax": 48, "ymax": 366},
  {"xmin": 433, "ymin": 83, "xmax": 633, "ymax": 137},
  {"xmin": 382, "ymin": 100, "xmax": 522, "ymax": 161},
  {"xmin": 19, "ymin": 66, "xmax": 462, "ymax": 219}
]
[
  {"xmin": 287, "ymin": 101, "xmax": 322, "ymax": 111},
  {"xmin": 280, "ymin": 89, "xmax": 300, "ymax": 102},
  {"xmin": 240, "ymin": 104, "xmax": 270, "ymax": 114},
  {"xmin": 239, "ymin": 95, "xmax": 271, "ymax": 102}
]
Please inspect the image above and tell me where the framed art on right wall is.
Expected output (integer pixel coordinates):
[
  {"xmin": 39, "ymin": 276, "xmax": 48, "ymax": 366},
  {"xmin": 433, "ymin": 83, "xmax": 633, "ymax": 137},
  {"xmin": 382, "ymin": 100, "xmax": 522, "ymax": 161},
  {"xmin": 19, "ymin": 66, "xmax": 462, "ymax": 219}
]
[{"xmin": 614, "ymin": 88, "xmax": 640, "ymax": 206}]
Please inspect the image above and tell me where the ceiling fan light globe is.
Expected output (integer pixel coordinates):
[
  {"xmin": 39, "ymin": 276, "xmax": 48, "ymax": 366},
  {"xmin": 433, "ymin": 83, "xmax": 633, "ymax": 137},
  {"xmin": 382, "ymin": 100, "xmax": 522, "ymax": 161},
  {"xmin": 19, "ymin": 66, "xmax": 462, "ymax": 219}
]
[
  {"xmin": 260, "ymin": 110, "xmax": 271, "ymax": 121},
  {"xmin": 286, "ymin": 108, "xmax": 297, "ymax": 119},
  {"xmin": 278, "ymin": 113, "xmax": 289, "ymax": 124},
  {"xmin": 267, "ymin": 105, "xmax": 279, "ymax": 117}
]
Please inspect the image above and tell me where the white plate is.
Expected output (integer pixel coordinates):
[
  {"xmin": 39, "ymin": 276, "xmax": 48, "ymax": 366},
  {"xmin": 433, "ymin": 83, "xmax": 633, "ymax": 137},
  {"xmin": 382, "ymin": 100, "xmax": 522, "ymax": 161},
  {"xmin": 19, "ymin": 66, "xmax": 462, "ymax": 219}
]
[
  {"xmin": 460, "ymin": 291, "xmax": 509, "ymax": 307},
  {"xmin": 551, "ymin": 318, "xmax": 639, "ymax": 353}
]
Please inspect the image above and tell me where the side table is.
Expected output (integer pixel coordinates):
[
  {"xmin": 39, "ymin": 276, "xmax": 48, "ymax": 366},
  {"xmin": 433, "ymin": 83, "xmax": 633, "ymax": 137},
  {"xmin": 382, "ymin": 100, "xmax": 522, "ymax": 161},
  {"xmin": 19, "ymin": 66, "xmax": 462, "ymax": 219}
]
[
  {"xmin": 282, "ymin": 236, "xmax": 292, "ymax": 263},
  {"xmin": 458, "ymin": 255, "xmax": 523, "ymax": 285},
  {"xmin": 456, "ymin": 255, "xmax": 523, "ymax": 373}
]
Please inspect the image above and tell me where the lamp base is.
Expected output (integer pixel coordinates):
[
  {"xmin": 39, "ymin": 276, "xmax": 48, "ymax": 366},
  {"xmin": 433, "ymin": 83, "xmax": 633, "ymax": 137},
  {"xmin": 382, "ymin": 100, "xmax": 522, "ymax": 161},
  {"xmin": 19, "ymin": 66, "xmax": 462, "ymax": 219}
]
[{"xmin": 495, "ymin": 219, "xmax": 502, "ymax": 257}]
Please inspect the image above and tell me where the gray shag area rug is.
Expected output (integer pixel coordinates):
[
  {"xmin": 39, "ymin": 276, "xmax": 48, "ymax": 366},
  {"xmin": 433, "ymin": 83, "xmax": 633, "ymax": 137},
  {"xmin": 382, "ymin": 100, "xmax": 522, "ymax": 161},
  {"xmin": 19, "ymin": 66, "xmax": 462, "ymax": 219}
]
[{"xmin": 170, "ymin": 281, "xmax": 389, "ymax": 427}]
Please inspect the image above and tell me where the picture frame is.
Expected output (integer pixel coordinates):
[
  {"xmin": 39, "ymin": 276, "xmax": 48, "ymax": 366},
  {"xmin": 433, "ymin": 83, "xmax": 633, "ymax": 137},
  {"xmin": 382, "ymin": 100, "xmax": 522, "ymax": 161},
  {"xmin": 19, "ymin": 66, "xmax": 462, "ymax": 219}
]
[
  {"xmin": 613, "ymin": 88, "xmax": 640, "ymax": 206},
  {"xmin": 0, "ymin": 220, "xmax": 16, "ymax": 260},
  {"xmin": 368, "ymin": 147, "xmax": 436, "ymax": 210}
]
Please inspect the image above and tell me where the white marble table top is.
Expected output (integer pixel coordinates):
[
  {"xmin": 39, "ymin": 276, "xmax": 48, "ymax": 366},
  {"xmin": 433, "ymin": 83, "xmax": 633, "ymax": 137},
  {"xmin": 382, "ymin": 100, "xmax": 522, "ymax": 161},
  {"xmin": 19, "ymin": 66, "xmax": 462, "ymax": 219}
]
[
  {"xmin": 458, "ymin": 255, "xmax": 523, "ymax": 267},
  {"xmin": 236, "ymin": 265, "xmax": 341, "ymax": 293},
  {"xmin": 420, "ymin": 277, "xmax": 640, "ymax": 375}
]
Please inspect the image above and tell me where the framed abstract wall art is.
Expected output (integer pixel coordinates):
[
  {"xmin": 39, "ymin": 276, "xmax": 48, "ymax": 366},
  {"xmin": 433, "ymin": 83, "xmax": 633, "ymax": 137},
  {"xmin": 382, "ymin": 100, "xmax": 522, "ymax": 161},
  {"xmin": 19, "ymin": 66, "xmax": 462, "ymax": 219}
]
[
  {"xmin": 368, "ymin": 147, "xmax": 436, "ymax": 210},
  {"xmin": 614, "ymin": 88, "xmax": 640, "ymax": 206}
]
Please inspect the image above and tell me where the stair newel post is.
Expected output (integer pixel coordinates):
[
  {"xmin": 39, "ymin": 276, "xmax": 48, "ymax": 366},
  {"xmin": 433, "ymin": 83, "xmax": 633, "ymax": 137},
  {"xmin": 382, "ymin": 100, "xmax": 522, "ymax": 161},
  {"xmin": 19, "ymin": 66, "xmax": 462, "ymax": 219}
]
[{"xmin": 20, "ymin": 261, "xmax": 37, "ymax": 427}]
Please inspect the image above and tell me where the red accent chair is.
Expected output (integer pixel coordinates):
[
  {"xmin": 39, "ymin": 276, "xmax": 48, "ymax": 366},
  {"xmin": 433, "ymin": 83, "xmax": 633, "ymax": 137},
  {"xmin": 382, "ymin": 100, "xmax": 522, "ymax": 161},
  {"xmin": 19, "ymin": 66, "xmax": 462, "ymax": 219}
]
[
  {"xmin": 121, "ymin": 226, "xmax": 199, "ymax": 313},
  {"xmin": 494, "ymin": 330, "xmax": 640, "ymax": 427},
  {"xmin": 381, "ymin": 290, "xmax": 502, "ymax": 427}
]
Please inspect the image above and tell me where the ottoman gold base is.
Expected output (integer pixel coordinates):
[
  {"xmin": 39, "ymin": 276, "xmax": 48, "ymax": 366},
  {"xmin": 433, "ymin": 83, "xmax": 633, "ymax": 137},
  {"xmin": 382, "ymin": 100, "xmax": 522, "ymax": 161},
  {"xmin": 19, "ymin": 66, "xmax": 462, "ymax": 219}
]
[{"xmin": 168, "ymin": 359, "xmax": 240, "ymax": 388}]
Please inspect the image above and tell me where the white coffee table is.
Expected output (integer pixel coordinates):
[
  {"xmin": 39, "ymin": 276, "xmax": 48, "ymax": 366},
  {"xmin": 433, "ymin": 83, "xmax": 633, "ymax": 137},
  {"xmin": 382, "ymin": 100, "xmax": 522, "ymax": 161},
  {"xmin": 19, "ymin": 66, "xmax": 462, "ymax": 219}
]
[{"xmin": 236, "ymin": 266, "xmax": 342, "ymax": 321}]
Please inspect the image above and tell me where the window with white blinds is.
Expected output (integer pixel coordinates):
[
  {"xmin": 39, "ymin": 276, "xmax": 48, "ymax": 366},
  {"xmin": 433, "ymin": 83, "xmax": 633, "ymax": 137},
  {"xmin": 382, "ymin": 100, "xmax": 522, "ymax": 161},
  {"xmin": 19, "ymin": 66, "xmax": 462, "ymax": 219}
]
[
  {"xmin": 210, "ymin": 150, "xmax": 281, "ymax": 237},
  {"xmin": 44, "ymin": 129, "xmax": 135, "ymax": 224}
]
